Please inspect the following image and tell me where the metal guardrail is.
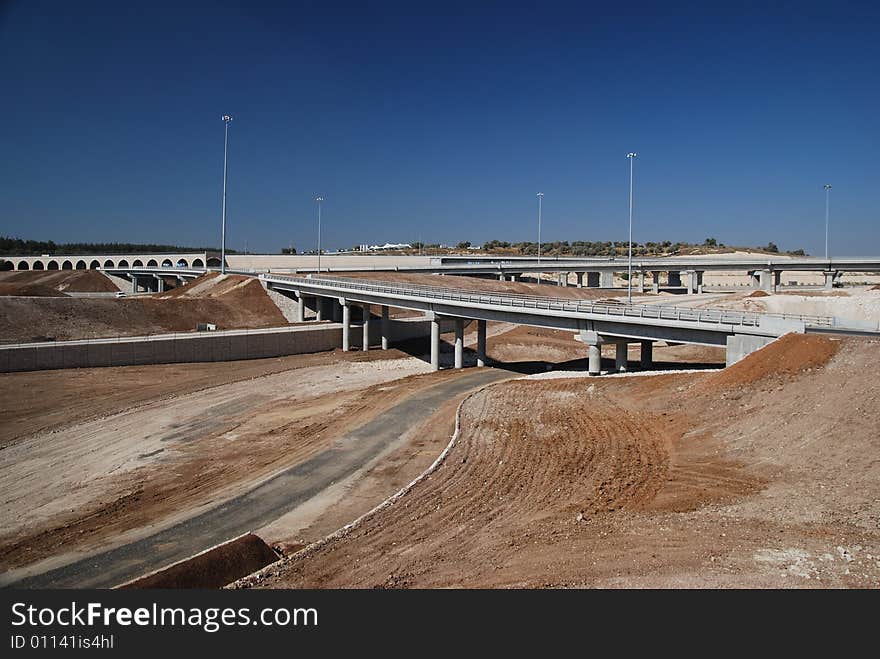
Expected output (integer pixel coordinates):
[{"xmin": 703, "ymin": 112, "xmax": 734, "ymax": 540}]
[{"xmin": 262, "ymin": 274, "xmax": 836, "ymax": 329}]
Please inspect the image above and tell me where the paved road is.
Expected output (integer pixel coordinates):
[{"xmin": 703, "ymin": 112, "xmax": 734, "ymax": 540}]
[{"xmin": 9, "ymin": 367, "xmax": 512, "ymax": 588}]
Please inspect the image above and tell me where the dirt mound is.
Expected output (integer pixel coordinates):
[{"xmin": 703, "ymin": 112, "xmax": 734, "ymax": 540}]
[
  {"xmin": 121, "ymin": 534, "xmax": 278, "ymax": 589},
  {"xmin": 0, "ymin": 270, "xmax": 118, "ymax": 294},
  {"xmin": 340, "ymin": 272, "xmax": 629, "ymax": 300},
  {"xmin": 0, "ymin": 282, "xmax": 68, "ymax": 297},
  {"xmin": 706, "ymin": 333, "xmax": 840, "ymax": 390},
  {"xmin": 0, "ymin": 291, "xmax": 288, "ymax": 343},
  {"xmin": 748, "ymin": 290, "xmax": 770, "ymax": 298}
]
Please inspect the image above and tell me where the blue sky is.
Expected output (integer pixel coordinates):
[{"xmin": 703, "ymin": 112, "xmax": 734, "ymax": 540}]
[{"xmin": 1, "ymin": 1, "xmax": 878, "ymax": 255}]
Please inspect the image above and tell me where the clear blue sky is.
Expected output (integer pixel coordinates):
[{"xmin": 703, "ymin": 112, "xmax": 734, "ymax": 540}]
[{"xmin": 1, "ymin": 0, "xmax": 878, "ymax": 255}]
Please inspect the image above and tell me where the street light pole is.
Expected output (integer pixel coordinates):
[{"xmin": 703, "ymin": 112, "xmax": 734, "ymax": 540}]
[
  {"xmin": 220, "ymin": 115, "xmax": 233, "ymax": 274},
  {"xmin": 824, "ymin": 184, "xmax": 832, "ymax": 260},
  {"xmin": 536, "ymin": 192, "xmax": 544, "ymax": 263},
  {"xmin": 315, "ymin": 196, "xmax": 324, "ymax": 272},
  {"xmin": 627, "ymin": 152, "xmax": 637, "ymax": 304}
]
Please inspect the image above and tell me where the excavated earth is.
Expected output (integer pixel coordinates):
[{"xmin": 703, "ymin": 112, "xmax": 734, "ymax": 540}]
[
  {"xmin": 0, "ymin": 273, "xmax": 289, "ymax": 343},
  {"xmin": 242, "ymin": 334, "xmax": 880, "ymax": 588}
]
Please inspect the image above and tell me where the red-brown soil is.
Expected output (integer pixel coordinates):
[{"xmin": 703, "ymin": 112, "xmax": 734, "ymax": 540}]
[
  {"xmin": 0, "ymin": 273, "xmax": 288, "ymax": 343},
  {"xmin": 0, "ymin": 270, "xmax": 118, "ymax": 295},
  {"xmin": 243, "ymin": 335, "xmax": 880, "ymax": 588}
]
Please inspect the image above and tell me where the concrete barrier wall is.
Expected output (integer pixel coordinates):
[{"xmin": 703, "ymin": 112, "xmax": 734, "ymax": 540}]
[{"xmin": 0, "ymin": 317, "xmax": 440, "ymax": 373}]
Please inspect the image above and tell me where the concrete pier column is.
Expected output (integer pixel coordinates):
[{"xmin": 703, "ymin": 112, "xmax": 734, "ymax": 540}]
[
  {"xmin": 575, "ymin": 272, "xmax": 584, "ymax": 288},
  {"xmin": 498, "ymin": 272, "xmax": 505, "ymax": 281},
  {"xmin": 430, "ymin": 316, "xmax": 440, "ymax": 372},
  {"xmin": 362, "ymin": 304, "xmax": 371, "ymax": 351},
  {"xmin": 651, "ymin": 271, "xmax": 662, "ymax": 294},
  {"xmin": 476, "ymin": 319, "xmax": 487, "ymax": 367},
  {"xmin": 295, "ymin": 293, "xmax": 305, "ymax": 323},
  {"xmin": 155, "ymin": 276, "xmax": 165, "ymax": 293},
  {"xmin": 759, "ymin": 269, "xmax": 777, "ymax": 293},
  {"xmin": 696, "ymin": 271, "xmax": 704, "ymax": 294},
  {"xmin": 637, "ymin": 271, "xmax": 645, "ymax": 293},
  {"xmin": 586, "ymin": 272, "xmax": 600, "ymax": 287},
  {"xmin": 615, "ymin": 342, "xmax": 628, "ymax": 372},
  {"xmin": 748, "ymin": 271, "xmax": 760, "ymax": 289},
  {"xmin": 823, "ymin": 270, "xmax": 838, "ymax": 291},
  {"xmin": 342, "ymin": 302, "xmax": 351, "ymax": 351},
  {"xmin": 560, "ymin": 272, "xmax": 569, "ymax": 287},
  {"xmin": 686, "ymin": 270, "xmax": 696, "ymax": 295},
  {"xmin": 640, "ymin": 341, "xmax": 653, "ymax": 369},
  {"xmin": 381, "ymin": 305, "xmax": 389, "ymax": 350},
  {"xmin": 315, "ymin": 297, "xmax": 324, "ymax": 322},
  {"xmin": 454, "ymin": 318, "xmax": 464, "ymax": 369},
  {"xmin": 131, "ymin": 275, "xmax": 138, "ymax": 293},
  {"xmin": 588, "ymin": 343, "xmax": 602, "ymax": 376},
  {"xmin": 599, "ymin": 271, "xmax": 614, "ymax": 288}
]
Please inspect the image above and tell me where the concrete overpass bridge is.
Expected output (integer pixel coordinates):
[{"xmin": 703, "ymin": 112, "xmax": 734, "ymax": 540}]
[
  {"xmin": 261, "ymin": 274, "xmax": 859, "ymax": 375},
  {"xmin": 6, "ymin": 252, "xmax": 214, "ymax": 272}
]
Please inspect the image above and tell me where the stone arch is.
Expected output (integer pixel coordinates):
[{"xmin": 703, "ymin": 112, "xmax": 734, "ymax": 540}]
[
  {"xmin": 33, "ymin": 261, "xmax": 45, "ymax": 270},
  {"xmin": 47, "ymin": 260, "xmax": 59, "ymax": 270},
  {"xmin": 161, "ymin": 259, "xmax": 173, "ymax": 267},
  {"xmin": 89, "ymin": 260, "xmax": 100, "ymax": 269},
  {"xmin": 103, "ymin": 259, "xmax": 115, "ymax": 268},
  {"xmin": 18, "ymin": 261, "xmax": 29, "ymax": 270},
  {"xmin": 176, "ymin": 258, "xmax": 189, "ymax": 267},
  {"xmin": 61, "ymin": 260, "xmax": 73, "ymax": 270},
  {"xmin": 118, "ymin": 259, "xmax": 129, "ymax": 268},
  {"xmin": 207, "ymin": 257, "xmax": 222, "ymax": 267},
  {"xmin": 132, "ymin": 259, "xmax": 143, "ymax": 267},
  {"xmin": 0, "ymin": 260, "xmax": 12, "ymax": 271},
  {"xmin": 75, "ymin": 260, "xmax": 87, "ymax": 269},
  {"xmin": 192, "ymin": 258, "xmax": 204, "ymax": 268},
  {"xmin": 147, "ymin": 259, "xmax": 158, "ymax": 267}
]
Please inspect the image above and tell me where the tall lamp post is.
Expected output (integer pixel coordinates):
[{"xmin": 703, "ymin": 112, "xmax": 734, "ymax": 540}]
[
  {"xmin": 824, "ymin": 184, "xmax": 832, "ymax": 260},
  {"xmin": 536, "ymin": 192, "xmax": 544, "ymax": 262},
  {"xmin": 626, "ymin": 152, "xmax": 637, "ymax": 304},
  {"xmin": 220, "ymin": 115, "xmax": 233, "ymax": 274},
  {"xmin": 315, "ymin": 196, "xmax": 324, "ymax": 273}
]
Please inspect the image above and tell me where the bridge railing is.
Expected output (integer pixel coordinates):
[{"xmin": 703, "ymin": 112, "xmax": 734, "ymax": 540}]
[{"xmin": 262, "ymin": 274, "xmax": 836, "ymax": 329}]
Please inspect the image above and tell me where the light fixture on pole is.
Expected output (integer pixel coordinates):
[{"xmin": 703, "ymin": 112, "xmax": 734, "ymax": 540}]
[
  {"xmin": 220, "ymin": 115, "xmax": 233, "ymax": 274},
  {"xmin": 626, "ymin": 152, "xmax": 638, "ymax": 304},
  {"xmin": 536, "ymin": 192, "xmax": 544, "ymax": 262},
  {"xmin": 824, "ymin": 184, "xmax": 832, "ymax": 260},
  {"xmin": 315, "ymin": 196, "xmax": 324, "ymax": 273}
]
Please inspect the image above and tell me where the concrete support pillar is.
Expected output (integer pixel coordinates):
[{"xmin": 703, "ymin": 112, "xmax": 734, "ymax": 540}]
[
  {"xmin": 696, "ymin": 271, "xmax": 704, "ymax": 294},
  {"xmin": 651, "ymin": 271, "xmax": 662, "ymax": 294},
  {"xmin": 131, "ymin": 275, "xmax": 138, "ymax": 293},
  {"xmin": 296, "ymin": 293, "xmax": 305, "ymax": 323},
  {"xmin": 749, "ymin": 271, "xmax": 760, "ymax": 289},
  {"xmin": 599, "ymin": 271, "xmax": 614, "ymax": 288},
  {"xmin": 615, "ymin": 342, "xmax": 628, "ymax": 372},
  {"xmin": 498, "ymin": 272, "xmax": 505, "ymax": 281},
  {"xmin": 637, "ymin": 271, "xmax": 645, "ymax": 293},
  {"xmin": 588, "ymin": 343, "xmax": 602, "ymax": 376},
  {"xmin": 668, "ymin": 271, "xmax": 682, "ymax": 287},
  {"xmin": 454, "ymin": 318, "xmax": 464, "ymax": 369},
  {"xmin": 640, "ymin": 341, "xmax": 653, "ymax": 369},
  {"xmin": 315, "ymin": 297, "xmax": 324, "ymax": 322},
  {"xmin": 155, "ymin": 276, "xmax": 165, "ymax": 293},
  {"xmin": 362, "ymin": 304, "xmax": 371, "ymax": 351},
  {"xmin": 476, "ymin": 319, "xmax": 487, "ymax": 367},
  {"xmin": 575, "ymin": 272, "xmax": 584, "ymax": 288},
  {"xmin": 381, "ymin": 305, "xmax": 389, "ymax": 350},
  {"xmin": 759, "ymin": 269, "xmax": 777, "ymax": 293},
  {"xmin": 342, "ymin": 302, "xmax": 350, "ymax": 351},
  {"xmin": 686, "ymin": 270, "xmax": 696, "ymax": 295},
  {"xmin": 560, "ymin": 272, "xmax": 568, "ymax": 287},
  {"xmin": 430, "ymin": 317, "xmax": 440, "ymax": 372},
  {"xmin": 823, "ymin": 270, "xmax": 838, "ymax": 291}
]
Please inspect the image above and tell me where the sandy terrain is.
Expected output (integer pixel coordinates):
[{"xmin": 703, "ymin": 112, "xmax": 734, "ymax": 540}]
[
  {"xmin": 0, "ymin": 352, "xmax": 441, "ymax": 575},
  {"xmin": 0, "ymin": 273, "xmax": 290, "ymax": 343},
  {"xmin": 694, "ymin": 288, "xmax": 880, "ymax": 327},
  {"xmin": 242, "ymin": 334, "xmax": 879, "ymax": 588}
]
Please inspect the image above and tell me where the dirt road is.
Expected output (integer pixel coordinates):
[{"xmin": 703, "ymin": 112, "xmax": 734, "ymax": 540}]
[{"xmin": 7, "ymin": 367, "xmax": 513, "ymax": 588}]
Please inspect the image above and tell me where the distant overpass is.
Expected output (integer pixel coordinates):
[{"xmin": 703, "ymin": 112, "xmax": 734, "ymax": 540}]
[{"xmin": 261, "ymin": 274, "xmax": 873, "ymax": 374}]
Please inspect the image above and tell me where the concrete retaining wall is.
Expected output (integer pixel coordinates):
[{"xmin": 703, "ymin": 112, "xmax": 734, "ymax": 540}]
[{"xmin": 0, "ymin": 316, "xmax": 439, "ymax": 373}]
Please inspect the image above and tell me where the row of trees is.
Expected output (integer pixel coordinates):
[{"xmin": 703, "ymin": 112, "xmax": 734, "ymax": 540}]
[
  {"xmin": 0, "ymin": 236, "xmax": 231, "ymax": 256},
  {"xmin": 479, "ymin": 238, "xmax": 805, "ymax": 257}
]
